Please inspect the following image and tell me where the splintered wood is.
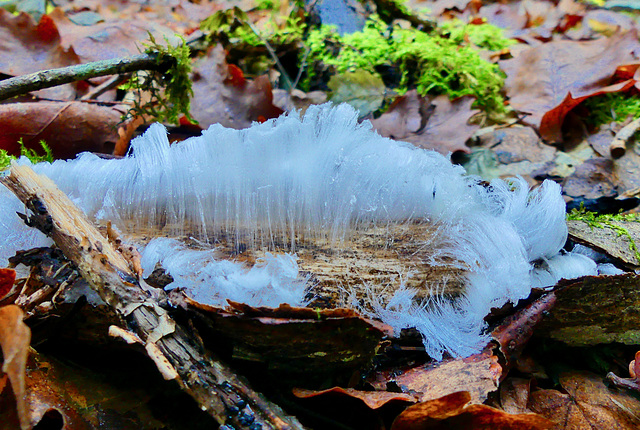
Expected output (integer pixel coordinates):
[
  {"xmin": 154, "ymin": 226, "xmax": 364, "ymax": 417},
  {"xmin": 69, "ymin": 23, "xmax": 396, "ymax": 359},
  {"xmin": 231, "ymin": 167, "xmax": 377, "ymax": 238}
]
[{"xmin": 1, "ymin": 164, "xmax": 305, "ymax": 430}]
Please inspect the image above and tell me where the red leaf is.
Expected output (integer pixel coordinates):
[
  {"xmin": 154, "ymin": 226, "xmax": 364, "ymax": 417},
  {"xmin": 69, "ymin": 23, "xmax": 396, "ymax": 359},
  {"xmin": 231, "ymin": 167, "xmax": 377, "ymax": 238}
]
[{"xmin": 0, "ymin": 269, "xmax": 16, "ymax": 301}]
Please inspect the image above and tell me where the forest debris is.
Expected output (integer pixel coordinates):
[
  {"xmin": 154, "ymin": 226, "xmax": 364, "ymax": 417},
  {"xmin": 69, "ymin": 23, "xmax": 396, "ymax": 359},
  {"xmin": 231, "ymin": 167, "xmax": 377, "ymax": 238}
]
[
  {"xmin": 607, "ymin": 350, "xmax": 640, "ymax": 392},
  {"xmin": 183, "ymin": 298, "xmax": 385, "ymax": 382},
  {"xmin": 499, "ymin": 30, "xmax": 640, "ymax": 142},
  {"xmin": 390, "ymin": 391, "xmax": 552, "ymax": 430},
  {"xmin": 528, "ymin": 371, "xmax": 640, "ymax": 429},
  {"xmin": 500, "ymin": 377, "xmax": 535, "ymax": 415},
  {"xmin": 0, "ymin": 305, "xmax": 31, "ymax": 430},
  {"xmin": 567, "ymin": 218, "xmax": 640, "ymax": 269},
  {"xmin": 292, "ymin": 387, "xmax": 417, "ymax": 409},
  {"xmin": 371, "ymin": 90, "xmax": 479, "ymax": 155},
  {"xmin": 1, "ymin": 164, "xmax": 305, "ymax": 429},
  {"xmin": 610, "ymin": 116, "xmax": 640, "ymax": 158},
  {"xmin": 492, "ymin": 293, "xmax": 557, "ymax": 372},
  {"xmin": 189, "ymin": 44, "xmax": 283, "ymax": 129},
  {"xmin": 384, "ymin": 349, "xmax": 502, "ymax": 405},
  {"xmin": 0, "ymin": 10, "xmax": 81, "ymax": 100},
  {"xmin": 0, "ymin": 268, "xmax": 15, "ymax": 301},
  {"xmin": 0, "ymin": 100, "xmax": 126, "ymax": 158},
  {"xmin": 535, "ymin": 273, "xmax": 640, "ymax": 346}
]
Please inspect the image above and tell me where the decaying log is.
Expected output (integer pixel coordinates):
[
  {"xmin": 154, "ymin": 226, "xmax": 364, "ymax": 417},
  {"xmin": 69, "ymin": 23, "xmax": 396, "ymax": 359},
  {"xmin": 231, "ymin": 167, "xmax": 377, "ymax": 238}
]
[{"xmin": 1, "ymin": 164, "xmax": 305, "ymax": 430}]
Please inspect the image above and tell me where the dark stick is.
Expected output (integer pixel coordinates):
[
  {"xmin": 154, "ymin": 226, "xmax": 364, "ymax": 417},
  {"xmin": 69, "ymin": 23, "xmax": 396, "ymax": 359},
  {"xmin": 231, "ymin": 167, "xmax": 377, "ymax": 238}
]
[{"xmin": 0, "ymin": 53, "xmax": 162, "ymax": 101}]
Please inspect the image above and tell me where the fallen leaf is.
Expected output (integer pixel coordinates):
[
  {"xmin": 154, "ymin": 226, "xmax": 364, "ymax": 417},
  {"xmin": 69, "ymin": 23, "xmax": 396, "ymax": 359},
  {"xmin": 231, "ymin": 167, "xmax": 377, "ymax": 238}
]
[
  {"xmin": 272, "ymin": 89, "xmax": 328, "ymax": 113},
  {"xmin": 189, "ymin": 45, "xmax": 283, "ymax": 129},
  {"xmin": 0, "ymin": 100, "xmax": 126, "ymax": 158},
  {"xmin": 0, "ymin": 305, "xmax": 31, "ymax": 430},
  {"xmin": 328, "ymin": 70, "xmax": 386, "ymax": 118},
  {"xmin": 48, "ymin": 8, "xmax": 179, "ymax": 64},
  {"xmin": 492, "ymin": 293, "xmax": 557, "ymax": 372},
  {"xmin": 500, "ymin": 378, "xmax": 535, "ymax": 415},
  {"xmin": 0, "ymin": 269, "xmax": 16, "ymax": 302},
  {"xmin": 371, "ymin": 91, "xmax": 479, "ymax": 154},
  {"xmin": 389, "ymin": 349, "xmax": 502, "ymax": 404},
  {"xmin": 500, "ymin": 30, "xmax": 640, "ymax": 142},
  {"xmin": 292, "ymin": 387, "xmax": 416, "ymax": 410},
  {"xmin": 182, "ymin": 297, "xmax": 385, "ymax": 383},
  {"xmin": 0, "ymin": 9, "xmax": 81, "ymax": 100},
  {"xmin": 562, "ymin": 158, "xmax": 618, "ymax": 200},
  {"xmin": 390, "ymin": 391, "xmax": 552, "ymax": 430},
  {"xmin": 529, "ymin": 371, "xmax": 640, "ymax": 429}
]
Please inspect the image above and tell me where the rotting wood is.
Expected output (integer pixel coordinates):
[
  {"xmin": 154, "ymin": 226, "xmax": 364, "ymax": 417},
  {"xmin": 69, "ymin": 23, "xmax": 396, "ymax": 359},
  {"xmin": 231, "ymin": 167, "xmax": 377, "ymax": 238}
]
[{"xmin": 1, "ymin": 164, "xmax": 305, "ymax": 430}]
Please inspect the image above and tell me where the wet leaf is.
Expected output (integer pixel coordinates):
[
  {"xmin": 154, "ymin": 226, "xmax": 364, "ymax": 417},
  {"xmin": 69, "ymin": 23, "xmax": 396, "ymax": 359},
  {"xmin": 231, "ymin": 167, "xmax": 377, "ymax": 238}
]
[
  {"xmin": 0, "ymin": 9, "xmax": 80, "ymax": 100},
  {"xmin": 390, "ymin": 391, "xmax": 552, "ymax": 430},
  {"xmin": 500, "ymin": 31, "xmax": 640, "ymax": 142},
  {"xmin": 189, "ymin": 44, "xmax": 283, "ymax": 129},
  {"xmin": 562, "ymin": 158, "xmax": 618, "ymax": 200},
  {"xmin": 371, "ymin": 91, "xmax": 479, "ymax": 154},
  {"xmin": 293, "ymin": 387, "xmax": 416, "ymax": 410},
  {"xmin": 389, "ymin": 349, "xmax": 502, "ymax": 404},
  {"xmin": 492, "ymin": 293, "xmax": 557, "ymax": 372},
  {"xmin": 0, "ymin": 100, "xmax": 126, "ymax": 158},
  {"xmin": 0, "ymin": 305, "xmax": 31, "ymax": 430},
  {"xmin": 328, "ymin": 70, "xmax": 386, "ymax": 118},
  {"xmin": 183, "ymin": 297, "xmax": 384, "ymax": 381},
  {"xmin": 529, "ymin": 371, "xmax": 640, "ymax": 429},
  {"xmin": 0, "ymin": 269, "xmax": 16, "ymax": 302}
]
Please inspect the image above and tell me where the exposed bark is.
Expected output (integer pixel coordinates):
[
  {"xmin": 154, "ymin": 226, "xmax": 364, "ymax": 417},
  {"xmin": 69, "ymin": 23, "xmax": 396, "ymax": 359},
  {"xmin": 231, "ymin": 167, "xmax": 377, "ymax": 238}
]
[{"xmin": 1, "ymin": 164, "xmax": 305, "ymax": 430}]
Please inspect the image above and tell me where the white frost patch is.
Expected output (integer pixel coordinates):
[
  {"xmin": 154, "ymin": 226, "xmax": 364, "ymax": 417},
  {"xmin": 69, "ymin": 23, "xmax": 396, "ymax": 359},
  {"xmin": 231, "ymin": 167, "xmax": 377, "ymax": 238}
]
[
  {"xmin": 140, "ymin": 238, "xmax": 308, "ymax": 308},
  {"xmin": 0, "ymin": 103, "xmax": 597, "ymax": 359}
]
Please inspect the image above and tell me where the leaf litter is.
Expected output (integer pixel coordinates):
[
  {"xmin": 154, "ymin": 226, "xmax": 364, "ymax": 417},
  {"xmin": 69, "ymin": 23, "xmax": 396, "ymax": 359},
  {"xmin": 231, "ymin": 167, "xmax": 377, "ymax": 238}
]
[{"xmin": 2, "ymin": 0, "xmax": 640, "ymax": 428}]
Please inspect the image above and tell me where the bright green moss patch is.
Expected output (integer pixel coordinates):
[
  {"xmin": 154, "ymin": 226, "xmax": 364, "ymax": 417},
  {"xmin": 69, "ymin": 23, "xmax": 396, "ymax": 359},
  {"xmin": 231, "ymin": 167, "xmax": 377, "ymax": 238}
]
[
  {"xmin": 582, "ymin": 92, "xmax": 640, "ymax": 126},
  {"xmin": 439, "ymin": 19, "xmax": 517, "ymax": 51},
  {"xmin": 0, "ymin": 139, "xmax": 53, "ymax": 170},
  {"xmin": 302, "ymin": 16, "xmax": 508, "ymax": 116}
]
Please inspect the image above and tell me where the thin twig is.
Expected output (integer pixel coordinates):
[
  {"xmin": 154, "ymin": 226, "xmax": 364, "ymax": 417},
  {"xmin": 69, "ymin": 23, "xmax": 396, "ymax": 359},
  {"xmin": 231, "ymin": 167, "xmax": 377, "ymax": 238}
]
[
  {"xmin": 245, "ymin": 21, "xmax": 295, "ymax": 91},
  {"xmin": 0, "ymin": 53, "xmax": 163, "ymax": 101}
]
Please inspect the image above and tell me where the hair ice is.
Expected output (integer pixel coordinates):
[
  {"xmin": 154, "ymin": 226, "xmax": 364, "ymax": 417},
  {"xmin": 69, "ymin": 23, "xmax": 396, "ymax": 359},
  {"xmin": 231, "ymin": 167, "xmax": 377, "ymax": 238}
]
[{"xmin": 0, "ymin": 104, "xmax": 591, "ymax": 359}]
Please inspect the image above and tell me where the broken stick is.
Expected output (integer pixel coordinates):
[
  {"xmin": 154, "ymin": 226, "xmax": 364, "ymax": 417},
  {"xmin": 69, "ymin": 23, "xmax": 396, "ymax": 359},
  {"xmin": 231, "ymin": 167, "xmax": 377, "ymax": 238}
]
[{"xmin": 1, "ymin": 164, "xmax": 304, "ymax": 430}]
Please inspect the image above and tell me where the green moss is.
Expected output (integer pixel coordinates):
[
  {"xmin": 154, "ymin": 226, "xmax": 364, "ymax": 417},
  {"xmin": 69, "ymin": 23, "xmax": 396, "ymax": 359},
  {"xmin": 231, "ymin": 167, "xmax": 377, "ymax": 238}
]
[
  {"xmin": 123, "ymin": 35, "xmax": 195, "ymax": 125},
  {"xmin": 439, "ymin": 19, "xmax": 517, "ymax": 51},
  {"xmin": 302, "ymin": 16, "xmax": 508, "ymax": 116},
  {"xmin": 0, "ymin": 139, "xmax": 54, "ymax": 170},
  {"xmin": 582, "ymin": 92, "xmax": 640, "ymax": 126},
  {"xmin": 567, "ymin": 207, "xmax": 640, "ymax": 264}
]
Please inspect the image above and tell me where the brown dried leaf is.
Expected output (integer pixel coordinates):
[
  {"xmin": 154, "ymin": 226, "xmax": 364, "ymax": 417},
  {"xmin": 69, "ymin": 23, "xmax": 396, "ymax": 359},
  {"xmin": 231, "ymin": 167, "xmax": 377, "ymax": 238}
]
[
  {"xmin": 0, "ymin": 10, "xmax": 80, "ymax": 100},
  {"xmin": 562, "ymin": 158, "xmax": 618, "ymax": 200},
  {"xmin": 500, "ymin": 31, "xmax": 640, "ymax": 142},
  {"xmin": 0, "ymin": 305, "xmax": 31, "ymax": 430},
  {"xmin": 492, "ymin": 293, "xmax": 557, "ymax": 372},
  {"xmin": 189, "ymin": 45, "xmax": 283, "ymax": 129},
  {"xmin": 371, "ymin": 91, "xmax": 479, "ymax": 155},
  {"xmin": 292, "ymin": 387, "xmax": 416, "ymax": 410},
  {"xmin": 529, "ymin": 371, "xmax": 640, "ymax": 429},
  {"xmin": 0, "ymin": 100, "xmax": 126, "ymax": 158},
  {"xmin": 500, "ymin": 378, "xmax": 534, "ymax": 415},
  {"xmin": 48, "ymin": 8, "xmax": 178, "ymax": 64},
  {"xmin": 390, "ymin": 350, "xmax": 502, "ymax": 404},
  {"xmin": 391, "ymin": 391, "xmax": 552, "ymax": 430}
]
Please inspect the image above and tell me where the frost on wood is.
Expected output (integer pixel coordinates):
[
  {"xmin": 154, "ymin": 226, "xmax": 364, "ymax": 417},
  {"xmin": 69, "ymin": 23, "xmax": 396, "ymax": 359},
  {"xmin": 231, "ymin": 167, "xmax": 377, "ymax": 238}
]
[{"xmin": 0, "ymin": 104, "xmax": 589, "ymax": 359}]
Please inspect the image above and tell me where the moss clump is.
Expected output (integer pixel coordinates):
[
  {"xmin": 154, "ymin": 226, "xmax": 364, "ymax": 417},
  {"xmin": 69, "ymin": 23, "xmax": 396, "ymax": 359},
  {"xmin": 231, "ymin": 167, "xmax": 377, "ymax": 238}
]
[
  {"xmin": 439, "ymin": 19, "xmax": 516, "ymax": 51},
  {"xmin": 0, "ymin": 139, "xmax": 53, "ymax": 170},
  {"xmin": 123, "ymin": 35, "xmax": 194, "ymax": 125},
  {"xmin": 567, "ymin": 207, "xmax": 640, "ymax": 264},
  {"xmin": 302, "ymin": 16, "xmax": 508, "ymax": 116},
  {"xmin": 582, "ymin": 92, "xmax": 640, "ymax": 126}
]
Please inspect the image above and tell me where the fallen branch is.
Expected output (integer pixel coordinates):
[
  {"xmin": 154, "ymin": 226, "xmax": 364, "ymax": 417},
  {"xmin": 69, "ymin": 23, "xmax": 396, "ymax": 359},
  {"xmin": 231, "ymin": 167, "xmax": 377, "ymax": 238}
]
[
  {"xmin": 0, "ymin": 53, "xmax": 163, "ymax": 102},
  {"xmin": 1, "ymin": 164, "xmax": 304, "ymax": 430},
  {"xmin": 610, "ymin": 117, "xmax": 640, "ymax": 159}
]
